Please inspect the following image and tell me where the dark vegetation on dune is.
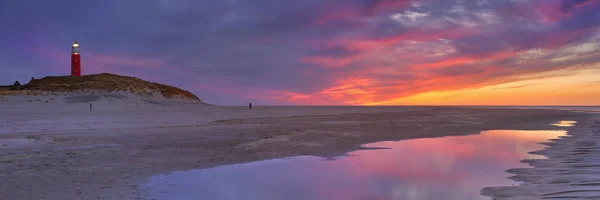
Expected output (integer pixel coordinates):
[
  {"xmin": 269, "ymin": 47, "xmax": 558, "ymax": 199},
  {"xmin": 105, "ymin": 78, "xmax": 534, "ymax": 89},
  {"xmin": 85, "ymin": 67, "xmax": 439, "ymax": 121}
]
[{"xmin": 7, "ymin": 73, "xmax": 201, "ymax": 101}]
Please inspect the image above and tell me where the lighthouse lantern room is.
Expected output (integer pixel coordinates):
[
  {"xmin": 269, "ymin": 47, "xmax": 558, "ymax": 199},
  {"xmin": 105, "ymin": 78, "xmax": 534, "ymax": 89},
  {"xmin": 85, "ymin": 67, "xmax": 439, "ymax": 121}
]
[{"xmin": 71, "ymin": 40, "xmax": 81, "ymax": 76}]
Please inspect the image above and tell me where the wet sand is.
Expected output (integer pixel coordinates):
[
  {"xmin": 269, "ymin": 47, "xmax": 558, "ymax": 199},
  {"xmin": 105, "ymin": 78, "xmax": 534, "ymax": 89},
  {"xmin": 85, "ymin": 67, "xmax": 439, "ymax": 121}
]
[
  {"xmin": 0, "ymin": 106, "xmax": 593, "ymax": 200},
  {"xmin": 482, "ymin": 115, "xmax": 600, "ymax": 199}
]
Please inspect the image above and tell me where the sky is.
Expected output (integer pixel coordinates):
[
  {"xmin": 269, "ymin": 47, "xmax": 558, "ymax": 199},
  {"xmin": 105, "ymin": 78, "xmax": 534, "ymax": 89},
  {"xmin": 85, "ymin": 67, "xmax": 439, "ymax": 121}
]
[{"xmin": 1, "ymin": 0, "xmax": 599, "ymax": 106}]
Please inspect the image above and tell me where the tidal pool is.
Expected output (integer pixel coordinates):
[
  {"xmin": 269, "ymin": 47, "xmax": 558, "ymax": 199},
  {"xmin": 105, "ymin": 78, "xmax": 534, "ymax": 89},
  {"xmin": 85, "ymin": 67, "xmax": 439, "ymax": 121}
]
[
  {"xmin": 551, "ymin": 120, "xmax": 577, "ymax": 127},
  {"xmin": 143, "ymin": 130, "xmax": 567, "ymax": 200}
]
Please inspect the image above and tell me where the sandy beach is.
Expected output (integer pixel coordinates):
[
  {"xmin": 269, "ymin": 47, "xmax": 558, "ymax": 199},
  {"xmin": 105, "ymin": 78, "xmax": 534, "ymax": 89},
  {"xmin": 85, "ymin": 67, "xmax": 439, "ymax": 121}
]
[{"xmin": 0, "ymin": 103, "xmax": 594, "ymax": 200}]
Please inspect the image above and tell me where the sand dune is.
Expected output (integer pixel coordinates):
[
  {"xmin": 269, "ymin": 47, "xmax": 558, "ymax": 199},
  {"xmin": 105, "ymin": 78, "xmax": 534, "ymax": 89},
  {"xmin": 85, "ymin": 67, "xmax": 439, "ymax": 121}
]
[{"xmin": 0, "ymin": 90, "xmax": 202, "ymax": 105}]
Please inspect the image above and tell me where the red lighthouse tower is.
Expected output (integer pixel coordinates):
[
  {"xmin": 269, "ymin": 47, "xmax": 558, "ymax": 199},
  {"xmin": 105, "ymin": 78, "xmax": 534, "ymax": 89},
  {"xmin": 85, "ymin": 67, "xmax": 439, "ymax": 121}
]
[{"xmin": 71, "ymin": 40, "xmax": 81, "ymax": 76}]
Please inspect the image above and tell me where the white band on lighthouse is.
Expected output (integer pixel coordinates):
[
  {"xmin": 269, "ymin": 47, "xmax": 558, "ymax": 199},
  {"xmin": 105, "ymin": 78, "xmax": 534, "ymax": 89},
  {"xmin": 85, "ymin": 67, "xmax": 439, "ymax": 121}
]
[{"xmin": 72, "ymin": 40, "xmax": 80, "ymax": 54}]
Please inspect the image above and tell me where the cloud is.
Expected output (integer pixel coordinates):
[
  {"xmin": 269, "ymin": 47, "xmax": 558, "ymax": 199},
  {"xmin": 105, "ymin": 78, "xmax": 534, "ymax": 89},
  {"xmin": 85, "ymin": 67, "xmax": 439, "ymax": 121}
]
[{"xmin": 560, "ymin": 0, "xmax": 593, "ymax": 13}]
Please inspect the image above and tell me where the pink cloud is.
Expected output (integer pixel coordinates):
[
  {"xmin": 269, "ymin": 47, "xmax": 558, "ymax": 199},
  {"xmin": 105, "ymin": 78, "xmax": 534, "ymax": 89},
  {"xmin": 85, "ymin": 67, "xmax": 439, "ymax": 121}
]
[
  {"xmin": 315, "ymin": 0, "xmax": 415, "ymax": 26},
  {"xmin": 533, "ymin": 0, "xmax": 598, "ymax": 22},
  {"xmin": 302, "ymin": 26, "xmax": 480, "ymax": 68},
  {"xmin": 316, "ymin": 8, "xmax": 362, "ymax": 25}
]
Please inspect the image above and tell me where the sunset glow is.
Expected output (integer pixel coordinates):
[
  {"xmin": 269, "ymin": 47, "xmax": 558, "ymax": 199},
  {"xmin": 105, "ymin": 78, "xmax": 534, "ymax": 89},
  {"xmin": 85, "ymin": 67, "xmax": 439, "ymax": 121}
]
[{"xmin": 1, "ymin": 0, "xmax": 599, "ymax": 105}]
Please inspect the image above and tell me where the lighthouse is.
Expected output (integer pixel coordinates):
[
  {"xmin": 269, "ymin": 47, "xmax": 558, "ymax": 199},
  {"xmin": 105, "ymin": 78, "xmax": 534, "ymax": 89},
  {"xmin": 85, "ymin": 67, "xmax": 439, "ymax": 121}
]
[{"xmin": 71, "ymin": 40, "xmax": 81, "ymax": 76}]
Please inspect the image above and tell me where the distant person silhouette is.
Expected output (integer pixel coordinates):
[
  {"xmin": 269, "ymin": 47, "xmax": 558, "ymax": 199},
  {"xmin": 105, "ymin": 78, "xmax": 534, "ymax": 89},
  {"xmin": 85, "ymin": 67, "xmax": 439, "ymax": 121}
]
[{"xmin": 249, "ymin": 103, "xmax": 252, "ymax": 110}]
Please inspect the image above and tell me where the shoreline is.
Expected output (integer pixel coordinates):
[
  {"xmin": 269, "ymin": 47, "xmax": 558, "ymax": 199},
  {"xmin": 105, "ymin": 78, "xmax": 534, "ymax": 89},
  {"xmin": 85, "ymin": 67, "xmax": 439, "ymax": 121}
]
[
  {"xmin": 482, "ymin": 114, "xmax": 600, "ymax": 199},
  {"xmin": 0, "ymin": 107, "xmax": 593, "ymax": 199}
]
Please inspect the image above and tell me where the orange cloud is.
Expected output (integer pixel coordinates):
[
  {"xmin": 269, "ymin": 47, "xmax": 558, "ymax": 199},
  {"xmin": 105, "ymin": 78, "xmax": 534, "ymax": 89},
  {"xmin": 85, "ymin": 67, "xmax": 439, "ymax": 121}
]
[
  {"xmin": 317, "ymin": 77, "xmax": 380, "ymax": 104},
  {"xmin": 375, "ymin": 67, "xmax": 600, "ymax": 105},
  {"xmin": 264, "ymin": 61, "xmax": 600, "ymax": 105}
]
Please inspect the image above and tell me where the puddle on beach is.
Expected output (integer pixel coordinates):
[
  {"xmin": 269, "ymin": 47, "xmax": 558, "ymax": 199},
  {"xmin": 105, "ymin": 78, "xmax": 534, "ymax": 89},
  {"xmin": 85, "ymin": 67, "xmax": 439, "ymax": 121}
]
[
  {"xmin": 551, "ymin": 120, "xmax": 577, "ymax": 127},
  {"xmin": 144, "ymin": 129, "xmax": 568, "ymax": 200}
]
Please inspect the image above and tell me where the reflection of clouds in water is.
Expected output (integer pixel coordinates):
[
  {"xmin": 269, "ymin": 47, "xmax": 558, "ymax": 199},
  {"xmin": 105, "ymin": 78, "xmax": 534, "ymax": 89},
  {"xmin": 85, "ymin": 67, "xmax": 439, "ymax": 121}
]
[
  {"xmin": 391, "ymin": 185, "xmax": 404, "ymax": 200},
  {"xmin": 514, "ymin": 135, "xmax": 528, "ymax": 159},
  {"xmin": 408, "ymin": 186, "xmax": 420, "ymax": 200},
  {"xmin": 458, "ymin": 180, "xmax": 483, "ymax": 199},
  {"xmin": 391, "ymin": 185, "xmax": 420, "ymax": 200},
  {"xmin": 433, "ymin": 151, "xmax": 455, "ymax": 173},
  {"xmin": 515, "ymin": 141, "xmax": 546, "ymax": 160},
  {"xmin": 144, "ymin": 130, "xmax": 568, "ymax": 200},
  {"xmin": 515, "ymin": 130, "xmax": 565, "ymax": 160}
]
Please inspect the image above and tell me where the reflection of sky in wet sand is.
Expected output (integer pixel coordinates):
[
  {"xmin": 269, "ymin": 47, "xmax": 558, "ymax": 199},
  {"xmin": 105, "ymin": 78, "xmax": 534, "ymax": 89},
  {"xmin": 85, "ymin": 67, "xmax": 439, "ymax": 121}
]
[{"xmin": 144, "ymin": 130, "xmax": 566, "ymax": 200}]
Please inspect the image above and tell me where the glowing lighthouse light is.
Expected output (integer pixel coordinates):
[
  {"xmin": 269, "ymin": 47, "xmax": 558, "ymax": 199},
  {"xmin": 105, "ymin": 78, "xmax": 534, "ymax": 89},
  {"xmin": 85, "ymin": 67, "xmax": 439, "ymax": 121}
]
[{"xmin": 71, "ymin": 40, "xmax": 81, "ymax": 76}]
